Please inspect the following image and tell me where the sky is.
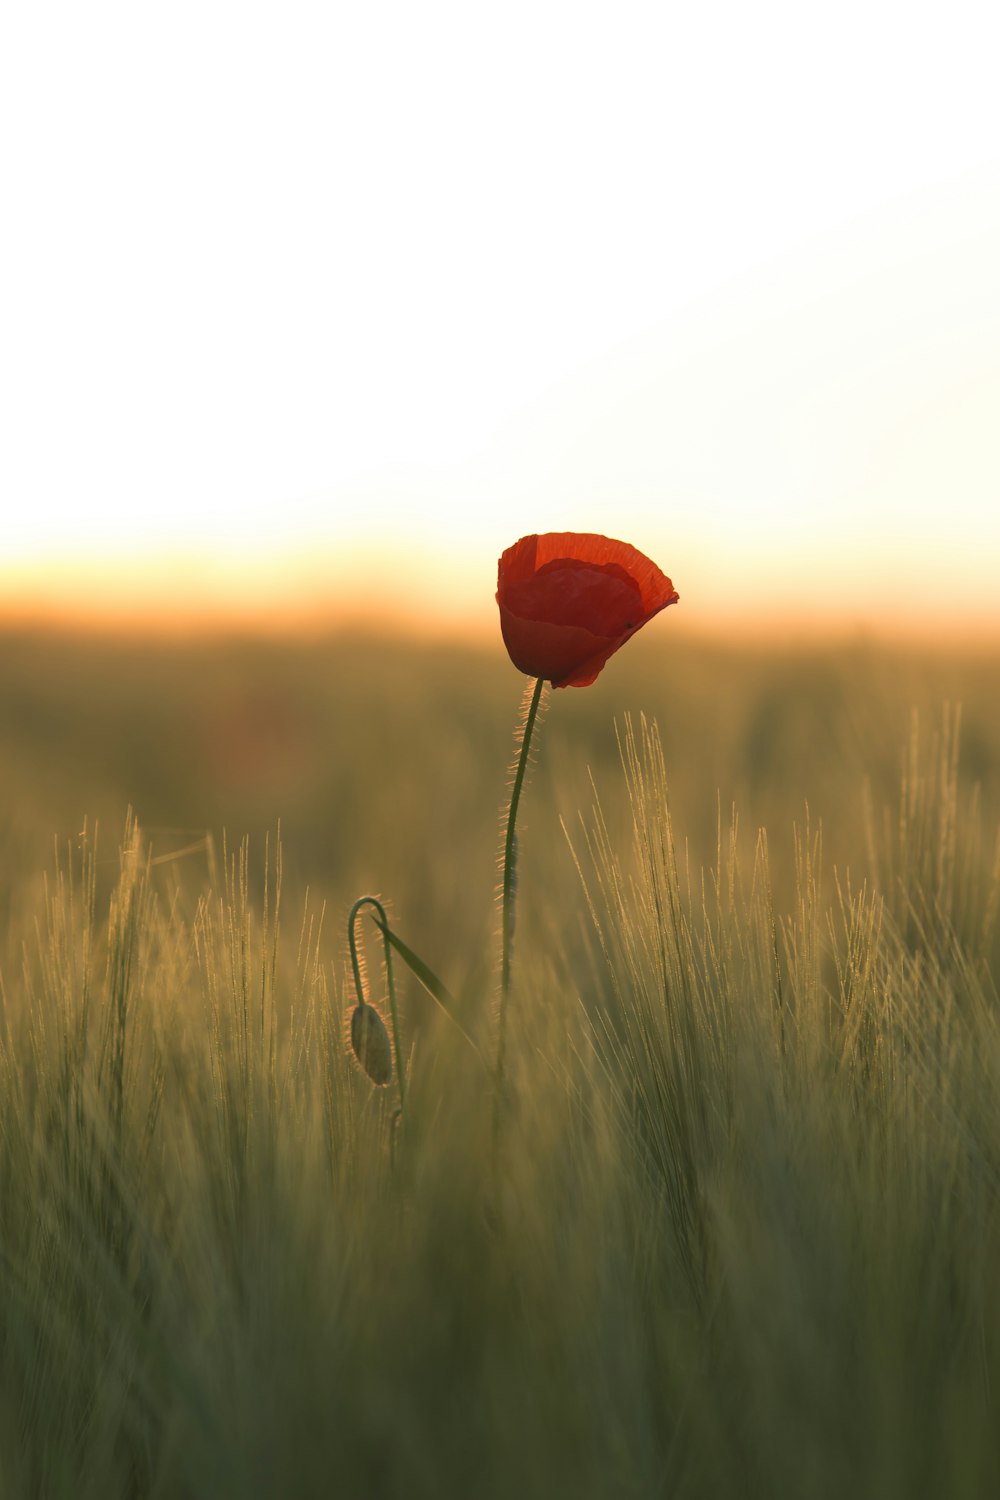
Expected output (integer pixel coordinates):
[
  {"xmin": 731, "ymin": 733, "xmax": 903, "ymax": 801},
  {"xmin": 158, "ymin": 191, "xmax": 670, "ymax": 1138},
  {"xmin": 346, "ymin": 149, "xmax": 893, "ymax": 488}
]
[{"xmin": 2, "ymin": 0, "xmax": 998, "ymax": 639}]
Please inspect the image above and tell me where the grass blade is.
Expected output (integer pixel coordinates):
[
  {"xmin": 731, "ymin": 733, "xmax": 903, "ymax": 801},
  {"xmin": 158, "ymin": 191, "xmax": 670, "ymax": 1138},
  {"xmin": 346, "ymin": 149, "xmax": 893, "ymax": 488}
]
[{"xmin": 367, "ymin": 912, "xmax": 485, "ymax": 1064}]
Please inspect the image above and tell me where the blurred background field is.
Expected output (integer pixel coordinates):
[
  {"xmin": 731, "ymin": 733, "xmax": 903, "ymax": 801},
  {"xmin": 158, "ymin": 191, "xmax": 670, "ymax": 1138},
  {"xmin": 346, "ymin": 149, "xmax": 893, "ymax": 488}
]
[
  {"xmin": 4, "ymin": 621, "xmax": 1000, "ymax": 1069},
  {"xmin": 4, "ymin": 622, "xmax": 999, "ymax": 976}
]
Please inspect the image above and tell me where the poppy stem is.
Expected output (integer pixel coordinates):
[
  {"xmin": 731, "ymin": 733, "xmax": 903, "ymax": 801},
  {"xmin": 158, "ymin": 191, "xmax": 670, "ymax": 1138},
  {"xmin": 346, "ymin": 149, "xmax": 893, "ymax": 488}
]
[
  {"xmin": 348, "ymin": 895, "xmax": 407, "ymax": 1117},
  {"xmin": 495, "ymin": 674, "xmax": 546, "ymax": 1141}
]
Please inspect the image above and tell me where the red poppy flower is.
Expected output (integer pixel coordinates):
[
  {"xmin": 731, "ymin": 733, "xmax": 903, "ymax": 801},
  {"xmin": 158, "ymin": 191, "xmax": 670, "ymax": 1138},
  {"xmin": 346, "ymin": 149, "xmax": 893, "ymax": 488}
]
[{"xmin": 497, "ymin": 532, "xmax": 679, "ymax": 688}]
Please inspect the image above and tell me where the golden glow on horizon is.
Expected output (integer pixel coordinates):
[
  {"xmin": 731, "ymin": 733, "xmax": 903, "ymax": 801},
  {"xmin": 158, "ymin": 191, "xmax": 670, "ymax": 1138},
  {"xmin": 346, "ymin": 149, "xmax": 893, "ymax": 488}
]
[{"xmin": 2, "ymin": 532, "xmax": 998, "ymax": 647}]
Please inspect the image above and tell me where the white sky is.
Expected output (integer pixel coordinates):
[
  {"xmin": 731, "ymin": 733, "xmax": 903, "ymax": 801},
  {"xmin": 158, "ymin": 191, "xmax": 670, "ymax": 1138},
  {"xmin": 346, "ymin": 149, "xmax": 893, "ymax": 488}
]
[{"xmin": 1, "ymin": 0, "xmax": 998, "ymax": 634}]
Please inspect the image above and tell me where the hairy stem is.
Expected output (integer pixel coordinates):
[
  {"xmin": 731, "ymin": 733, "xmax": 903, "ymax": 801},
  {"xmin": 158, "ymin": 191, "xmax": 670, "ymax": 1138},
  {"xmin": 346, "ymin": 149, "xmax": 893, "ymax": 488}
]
[{"xmin": 494, "ymin": 675, "xmax": 546, "ymax": 1139}]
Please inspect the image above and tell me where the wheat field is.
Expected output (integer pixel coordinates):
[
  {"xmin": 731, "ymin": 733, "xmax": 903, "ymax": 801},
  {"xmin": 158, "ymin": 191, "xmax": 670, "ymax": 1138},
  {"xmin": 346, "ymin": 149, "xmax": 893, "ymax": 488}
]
[{"xmin": 1, "ymin": 625, "xmax": 999, "ymax": 1497}]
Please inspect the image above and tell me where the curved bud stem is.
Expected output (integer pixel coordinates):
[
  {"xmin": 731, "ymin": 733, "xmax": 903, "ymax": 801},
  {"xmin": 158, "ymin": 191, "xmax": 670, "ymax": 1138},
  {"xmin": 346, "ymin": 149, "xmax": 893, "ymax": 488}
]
[{"xmin": 348, "ymin": 895, "xmax": 406, "ymax": 1115}]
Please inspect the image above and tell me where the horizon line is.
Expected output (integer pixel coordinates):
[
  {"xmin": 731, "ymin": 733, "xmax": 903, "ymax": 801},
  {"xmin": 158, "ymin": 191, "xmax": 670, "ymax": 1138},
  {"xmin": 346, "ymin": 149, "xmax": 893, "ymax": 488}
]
[{"xmin": 1, "ymin": 597, "xmax": 998, "ymax": 654}]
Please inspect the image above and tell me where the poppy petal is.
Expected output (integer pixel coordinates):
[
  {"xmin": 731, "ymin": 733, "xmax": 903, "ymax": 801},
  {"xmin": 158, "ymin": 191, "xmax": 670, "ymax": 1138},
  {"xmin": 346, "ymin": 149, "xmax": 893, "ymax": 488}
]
[{"xmin": 504, "ymin": 562, "xmax": 643, "ymax": 636}]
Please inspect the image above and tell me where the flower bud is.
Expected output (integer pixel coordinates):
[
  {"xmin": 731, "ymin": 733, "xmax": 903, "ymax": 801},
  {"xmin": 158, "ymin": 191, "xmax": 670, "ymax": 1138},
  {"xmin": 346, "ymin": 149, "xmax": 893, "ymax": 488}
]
[{"xmin": 350, "ymin": 1002, "xmax": 392, "ymax": 1086}]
